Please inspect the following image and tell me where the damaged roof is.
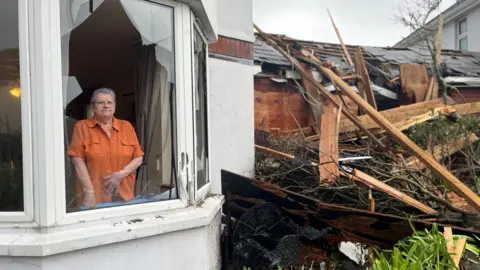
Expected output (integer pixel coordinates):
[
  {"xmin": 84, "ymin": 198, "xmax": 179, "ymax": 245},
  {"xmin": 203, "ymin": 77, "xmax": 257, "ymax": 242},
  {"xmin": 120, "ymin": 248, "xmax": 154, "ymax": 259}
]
[
  {"xmin": 254, "ymin": 39, "xmax": 291, "ymax": 67},
  {"xmin": 254, "ymin": 33, "xmax": 480, "ymax": 78}
]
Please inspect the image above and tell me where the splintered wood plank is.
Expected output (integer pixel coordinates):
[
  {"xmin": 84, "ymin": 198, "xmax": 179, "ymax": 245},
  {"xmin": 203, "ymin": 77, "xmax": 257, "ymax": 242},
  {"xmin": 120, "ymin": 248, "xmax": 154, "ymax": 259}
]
[
  {"xmin": 327, "ymin": 9, "xmax": 353, "ymax": 66},
  {"xmin": 452, "ymin": 237, "xmax": 467, "ymax": 267},
  {"xmin": 345, "ymin": 170, "xmax": 438, "ymax": 215},
  {"xmin": 355, "ymin": 46, "xmax": 377, "ymax": 110},
  {"xmin": 400, "ymin": 64, "xmax": 430, "ymax": 103},
  {"xmin": 319, "ymin": 100, "xmax": 339, "ymax": 184},
  {"xmin": 338, "ymin": 97, "xmax": 456, "ymax": 134},
  {"xmin": 444, "ymin": 227, "xmax": 454, "ymax": 254},
  {"xmin": 425, "ymin": 77, "xmax": 436, "ymax": 101}
]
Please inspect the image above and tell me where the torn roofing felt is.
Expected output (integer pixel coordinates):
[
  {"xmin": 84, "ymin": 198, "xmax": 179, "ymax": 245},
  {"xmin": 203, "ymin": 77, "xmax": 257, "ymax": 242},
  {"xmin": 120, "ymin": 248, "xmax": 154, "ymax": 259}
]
[{"xmin": 254, "ymin": 33, "xmax": 480, "ymax": 78}]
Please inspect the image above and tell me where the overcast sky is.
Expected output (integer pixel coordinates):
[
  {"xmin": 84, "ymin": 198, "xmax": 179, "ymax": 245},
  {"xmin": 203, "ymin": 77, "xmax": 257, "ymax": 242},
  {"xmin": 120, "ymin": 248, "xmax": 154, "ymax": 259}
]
[{"xmin": 253, "ymin": 0, "xmax": 457, "ymax": 47}]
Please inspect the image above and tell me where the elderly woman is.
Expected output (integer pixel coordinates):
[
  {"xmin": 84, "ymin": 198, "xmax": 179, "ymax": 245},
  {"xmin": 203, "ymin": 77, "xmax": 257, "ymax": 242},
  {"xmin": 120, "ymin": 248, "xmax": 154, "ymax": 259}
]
[{"xmin": 68, "ymin": 88, "xmax": 144, "ymax": 208}]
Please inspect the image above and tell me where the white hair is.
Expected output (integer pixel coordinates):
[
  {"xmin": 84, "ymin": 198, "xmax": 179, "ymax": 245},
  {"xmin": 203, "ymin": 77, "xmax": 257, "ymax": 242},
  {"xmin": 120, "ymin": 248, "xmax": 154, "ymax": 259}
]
[{"xmin": 90, "ymin": 88, "xmax": 116, "ymax": 105}]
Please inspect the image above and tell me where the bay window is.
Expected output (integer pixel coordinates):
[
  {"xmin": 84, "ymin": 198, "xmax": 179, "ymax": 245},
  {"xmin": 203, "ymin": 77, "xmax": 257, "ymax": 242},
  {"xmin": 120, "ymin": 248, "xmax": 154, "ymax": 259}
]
[
  {"xmin": 0, "ymin": 0, "xmax": 212, "ymax": 229},
  {"xmin": 0, "ymin": 0, "xmax": 33, "ymax": 222},
  {"xmin": 193, "ymin": 24, "xmax": 210, "ymax": 198}
]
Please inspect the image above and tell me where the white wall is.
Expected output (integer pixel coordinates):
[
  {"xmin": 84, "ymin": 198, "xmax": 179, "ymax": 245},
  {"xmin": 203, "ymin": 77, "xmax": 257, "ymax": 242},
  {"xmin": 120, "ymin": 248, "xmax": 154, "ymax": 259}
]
[
  {"xmin": 216, "ymin": 0, "xmax": 254, "ymax": 42},
  {"xmin": 465, "ymin": 5, "xmax": 480, "ymax": 51},
  {"xmin": 0, "ymin": 212, "xmax": 222, "ymax": 270},
  {"xmin": 440, "ymin": 5, "xmax": 480, "ymax": 51},
  {"xmin": 442, "ymin": 20, "xmax": 456, "ymax": 50},
  {"xmin": 208, "ymin": 58, "xmax": 255, "ymax": 194}
]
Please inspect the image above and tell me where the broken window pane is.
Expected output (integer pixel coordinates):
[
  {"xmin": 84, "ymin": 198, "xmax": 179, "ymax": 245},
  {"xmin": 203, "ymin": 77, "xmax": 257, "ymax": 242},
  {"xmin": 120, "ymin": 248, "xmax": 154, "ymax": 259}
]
[
  {"xmin": 0, "ymin": 0, "xmax": 24, "ymax": 212},
  {"xmin": 60, "ymin": 0, "xmax": 177, "ymax": 212},
  {"xmin": 194, "ymin": 28, "xmax": 209, "ymax": 191}
]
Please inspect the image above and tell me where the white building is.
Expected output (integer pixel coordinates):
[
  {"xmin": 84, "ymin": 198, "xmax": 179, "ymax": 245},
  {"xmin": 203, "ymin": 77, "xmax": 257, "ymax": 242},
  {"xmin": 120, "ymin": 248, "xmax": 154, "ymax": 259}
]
[
  {"xmin": 395, "ymin": 0, "xmax": 480, "ymax": 51},
  {"xmin": 0, "ymin": 0, "xmax": 253, "ymax": 269}
]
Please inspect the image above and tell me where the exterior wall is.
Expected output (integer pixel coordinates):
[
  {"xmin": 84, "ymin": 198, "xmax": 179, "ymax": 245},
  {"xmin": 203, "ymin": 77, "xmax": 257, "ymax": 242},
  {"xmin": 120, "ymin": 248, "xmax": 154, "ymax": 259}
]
[
  {"xmin": 0, "ymin": 211, "xmax": 222, "ymax": 270},
  {"xmin": 441, "ymin": 5, "xmax": 480, "ymax": 51},
  {"xmin": 465, "ymin": 5, "xmax": 480, "ymax": 51},
  {"xmin": 207, "ymin": 0, "xmax": 254, "ymax": 194},
  {"xmin": 208, "ymin": 58, "xmax": 255, "ymax": 194},
  {"xmin": 442, "ymin": 20, "xmax": 456, "ymax": 50},
  {"xmin": 397, "ymin": 3, "xmax": 480, "ymax": 51}
]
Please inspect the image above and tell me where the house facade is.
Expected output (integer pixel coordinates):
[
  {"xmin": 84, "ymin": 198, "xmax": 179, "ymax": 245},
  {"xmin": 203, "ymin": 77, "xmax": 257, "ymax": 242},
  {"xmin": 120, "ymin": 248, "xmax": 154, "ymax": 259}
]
[
  {"xmin": 0, "ymin": 0, "xmax": 253, "ymax": 269},
  {"xmin": 395, "ymin": 0, "xmax": 480, "ymax": 51}
]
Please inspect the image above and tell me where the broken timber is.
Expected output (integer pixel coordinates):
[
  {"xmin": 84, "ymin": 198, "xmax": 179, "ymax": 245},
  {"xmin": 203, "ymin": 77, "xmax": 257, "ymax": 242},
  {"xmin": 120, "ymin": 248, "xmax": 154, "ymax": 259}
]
[
  {"xmin": 342, "ymin": 170, "xmax": 438, "ymax": 215},
  {"xmin": 255, "ymin": 24, "xmax": 480, "ymax": 212},
  {"xmin": 337, "ymin": 98, "xmax": 480, "ymax": 135},
  {"xmin": 319, "ymin": 100, "xmax": 339, "ymax": 183},
  {"xmin": 303, "ymin": 54, "xmax": 480, "ymax": 212},
  {"xmin": 253, "ymin": 24, "xmax": 386, "ymax": 151},
  {"xmin": 221, "ymin": 170, "xmax": 480, "ymax": 248},
  {"xmin": 354, "ymin": 46, "xmax": 377, "ymax": 110}
]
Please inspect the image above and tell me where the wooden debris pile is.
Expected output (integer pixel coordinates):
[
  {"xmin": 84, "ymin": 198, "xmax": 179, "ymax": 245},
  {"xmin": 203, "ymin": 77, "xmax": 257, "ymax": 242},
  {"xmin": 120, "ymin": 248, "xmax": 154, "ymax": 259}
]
[{"xmin": 252, "ymin": 23, "xmax": 480, "ymax": 227}]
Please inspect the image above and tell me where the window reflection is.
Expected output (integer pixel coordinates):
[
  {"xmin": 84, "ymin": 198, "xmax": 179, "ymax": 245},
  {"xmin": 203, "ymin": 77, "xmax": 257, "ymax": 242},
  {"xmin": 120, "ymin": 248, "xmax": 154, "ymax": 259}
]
[
  {"xmin": 61, "ymin": 0, "xmax": 177, "ymax": 212},
  {"xmin": 0, "ymin": 0, "xmax": 24, "ymax": 212}
]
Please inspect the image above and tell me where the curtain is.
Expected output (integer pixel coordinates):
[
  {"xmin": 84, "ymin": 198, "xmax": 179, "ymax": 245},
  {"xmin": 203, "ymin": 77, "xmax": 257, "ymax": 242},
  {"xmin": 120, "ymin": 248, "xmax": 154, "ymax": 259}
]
[{"xmin": 135, "ymin": 45, "xmax": 169, "ymax": 195}]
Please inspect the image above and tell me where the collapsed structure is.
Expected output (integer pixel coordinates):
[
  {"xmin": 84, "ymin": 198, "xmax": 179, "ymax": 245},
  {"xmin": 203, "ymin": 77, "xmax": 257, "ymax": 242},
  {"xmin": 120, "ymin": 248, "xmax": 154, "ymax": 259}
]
[{"xmin": 222, "ymin": 22, "xmax": 480, "ymax": 269}]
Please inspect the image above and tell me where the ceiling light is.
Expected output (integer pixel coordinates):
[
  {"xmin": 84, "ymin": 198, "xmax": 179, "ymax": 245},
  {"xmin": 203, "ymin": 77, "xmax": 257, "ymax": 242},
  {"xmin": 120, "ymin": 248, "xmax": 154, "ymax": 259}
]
[{"xmin": 9, "ymin": 87, "xmax": 21, "ymax": 98}]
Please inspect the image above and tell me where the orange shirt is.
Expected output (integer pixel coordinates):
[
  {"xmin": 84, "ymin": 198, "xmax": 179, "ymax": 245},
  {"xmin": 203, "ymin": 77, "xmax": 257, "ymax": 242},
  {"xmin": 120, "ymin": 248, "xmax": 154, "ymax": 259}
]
[{"xmin": 68, "ymin": 117, "xmax": 144, "ymax": 205}]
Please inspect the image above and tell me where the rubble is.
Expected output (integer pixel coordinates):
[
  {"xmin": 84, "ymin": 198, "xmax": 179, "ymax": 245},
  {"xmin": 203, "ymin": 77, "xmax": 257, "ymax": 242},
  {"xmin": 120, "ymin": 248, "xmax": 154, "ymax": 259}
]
[{"xmin": 224, "ymin": 20, "xmax": 480, "ymax": 269}]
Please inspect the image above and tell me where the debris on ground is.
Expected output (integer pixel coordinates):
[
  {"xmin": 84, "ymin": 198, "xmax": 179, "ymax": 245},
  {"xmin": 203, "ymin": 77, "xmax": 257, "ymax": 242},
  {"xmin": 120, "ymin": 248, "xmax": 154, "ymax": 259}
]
[{"xmin": 222, "ymin": 21, "xmax": 480, "ymax": 269}]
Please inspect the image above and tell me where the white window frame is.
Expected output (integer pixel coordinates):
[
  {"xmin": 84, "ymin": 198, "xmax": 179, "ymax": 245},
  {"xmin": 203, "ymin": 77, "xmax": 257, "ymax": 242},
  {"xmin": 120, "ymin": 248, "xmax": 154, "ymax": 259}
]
[
  {"xmin": 0, "ymin": 0, "xmax": 34, "ymax": 224},
  {"xmin": 0, "ymin": 0, "xmax": 209, "ymax": 227},
  {"xmin": 457, "ymin": 18, "xmax": 468, "ymax": 51},
  {"xmin": 190, "ymin": 13, "xmax": 211, "ymax": 202}
]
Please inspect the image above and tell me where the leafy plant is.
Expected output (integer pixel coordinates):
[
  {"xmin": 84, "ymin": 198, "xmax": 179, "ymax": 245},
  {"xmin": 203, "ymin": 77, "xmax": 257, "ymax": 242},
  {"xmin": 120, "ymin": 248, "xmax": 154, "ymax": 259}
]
[{"xmin": 372, "ymin": 223, "xmax": 458, "ymax": 270}]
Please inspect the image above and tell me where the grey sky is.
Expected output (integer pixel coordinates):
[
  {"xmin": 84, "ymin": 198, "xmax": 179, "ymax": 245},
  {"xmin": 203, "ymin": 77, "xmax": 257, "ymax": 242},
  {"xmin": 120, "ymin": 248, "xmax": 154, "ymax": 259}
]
[{"xmin": 253, "ymin": 0, "xmax": 457, "ymax": 47}]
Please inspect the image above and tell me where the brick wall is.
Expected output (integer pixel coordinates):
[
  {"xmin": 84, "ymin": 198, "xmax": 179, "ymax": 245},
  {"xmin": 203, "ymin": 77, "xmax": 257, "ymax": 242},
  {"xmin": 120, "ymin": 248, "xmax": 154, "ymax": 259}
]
[{"xmin": 208, "ymin": 35, "xmax": 253, "ymax": 60}]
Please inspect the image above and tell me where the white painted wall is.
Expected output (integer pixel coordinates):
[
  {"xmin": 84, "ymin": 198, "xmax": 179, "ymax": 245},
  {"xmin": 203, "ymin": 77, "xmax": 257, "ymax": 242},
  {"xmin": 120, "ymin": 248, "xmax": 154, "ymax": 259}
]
[
  {"xmin": 216, "ymin": 0, "xmax": 254, "ymax": 42},
  {"xmin": 442, "ymin": 20, "xmax": 456, "ymax": 50},
  {"xmin": 208, "ymin": 58, "xmax": 255, "ymax": 194},
  {"xmin": 465, "ymin": 5, "xmax": 480, "ymax": 51},
  {"xmin": 0, "ymin": 212, "xmax": 222, "ymax": 270}
]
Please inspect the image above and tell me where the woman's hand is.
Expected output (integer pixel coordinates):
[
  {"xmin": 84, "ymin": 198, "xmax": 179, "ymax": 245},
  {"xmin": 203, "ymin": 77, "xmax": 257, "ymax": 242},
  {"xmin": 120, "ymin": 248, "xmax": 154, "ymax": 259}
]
[
  {"xmin": 104, "ymin": 170, "xmax": 127, "ymax": 195},
  {"xmin": 83, "ymin": 191, "xmax": 96, "ymax": 207}
]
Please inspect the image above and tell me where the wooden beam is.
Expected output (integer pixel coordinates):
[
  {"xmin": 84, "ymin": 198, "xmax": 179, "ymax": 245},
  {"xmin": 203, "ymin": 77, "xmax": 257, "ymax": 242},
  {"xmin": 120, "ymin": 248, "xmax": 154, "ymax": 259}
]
[
  {"xmin": 319, "ymin": 100, "xmax": 339, "ymax": 183},
  {"xmin": 355, "ymin": 46, "xmax": 377, "ymax": 110},
  {"xmin": 344, "ymin": 170, "xmax": 438, "ymax": 215},
  {"xmin": 253, "ymin": 24, "xmax": 386, "ymax": 151},
  {"xmin": 425, "ymin": 76, "xmax": 436, "ymax": 101},
  {"xmin": 327, "ymin": 9, "xmax": 354, "ymax": 66},
  {"xmin": 405, "ymin": 133, "xmax": 479, "ymax": 170},
  {"xmin": 303, "ymin": 54, "xmax": 480, "ymax": 212},
  {"xmin": 337, "ymin": 97, "xmax": 468, "ymax": 134},
  {"xmin": 444, "ymin": 227, "xmax": 455, "ymax": 254},
  {"xmin": 335, "ymin": 107, "xmax": 456, "ymax": 143},
  {"xmin": 452, "ymin": 237, "xmax": 467, "ymax": 268}
]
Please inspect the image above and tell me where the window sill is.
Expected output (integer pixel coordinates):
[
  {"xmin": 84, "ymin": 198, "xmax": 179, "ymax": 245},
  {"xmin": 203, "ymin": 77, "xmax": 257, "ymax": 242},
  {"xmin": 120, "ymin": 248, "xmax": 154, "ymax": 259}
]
[{"xmin": 0, "ymin": 195, "xmax": 224, "ymax": 257}]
